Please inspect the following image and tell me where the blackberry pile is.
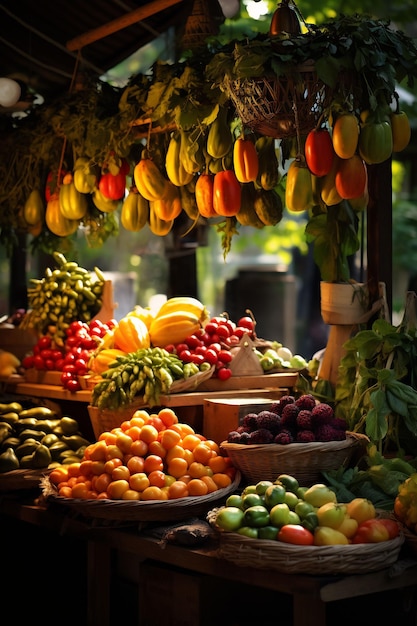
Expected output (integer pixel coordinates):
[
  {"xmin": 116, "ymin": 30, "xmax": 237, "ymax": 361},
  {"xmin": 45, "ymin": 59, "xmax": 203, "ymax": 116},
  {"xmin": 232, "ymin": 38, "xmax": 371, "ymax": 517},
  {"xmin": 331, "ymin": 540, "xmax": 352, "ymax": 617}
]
[{"xmin": 226, "ymin": 394, "xmax": 348, "ymax": 445}]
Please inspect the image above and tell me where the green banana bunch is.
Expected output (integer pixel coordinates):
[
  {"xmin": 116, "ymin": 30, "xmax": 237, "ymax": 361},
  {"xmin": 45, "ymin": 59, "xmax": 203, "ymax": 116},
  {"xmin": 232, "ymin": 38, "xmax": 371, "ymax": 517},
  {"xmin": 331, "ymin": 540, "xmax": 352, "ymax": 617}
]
[{"xmin": 91, "ymin": 347, "xmax": 200, "ymax": 409}]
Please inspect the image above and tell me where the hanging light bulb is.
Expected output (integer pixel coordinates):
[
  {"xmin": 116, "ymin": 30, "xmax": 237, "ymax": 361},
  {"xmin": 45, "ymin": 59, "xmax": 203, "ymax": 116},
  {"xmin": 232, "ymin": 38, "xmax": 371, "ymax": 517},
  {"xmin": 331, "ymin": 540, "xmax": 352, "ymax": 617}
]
[{"xmin": 0, "ymin": 78, "xmax": 21, "ymax": 107}]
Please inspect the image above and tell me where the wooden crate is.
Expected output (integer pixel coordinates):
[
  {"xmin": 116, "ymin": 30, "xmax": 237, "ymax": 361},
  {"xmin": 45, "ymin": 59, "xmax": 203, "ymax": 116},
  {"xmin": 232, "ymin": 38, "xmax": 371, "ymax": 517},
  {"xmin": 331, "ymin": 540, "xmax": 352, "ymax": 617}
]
[{"xmin": 203, "ymin": 395, "xmax": 283, "ymax": 444}]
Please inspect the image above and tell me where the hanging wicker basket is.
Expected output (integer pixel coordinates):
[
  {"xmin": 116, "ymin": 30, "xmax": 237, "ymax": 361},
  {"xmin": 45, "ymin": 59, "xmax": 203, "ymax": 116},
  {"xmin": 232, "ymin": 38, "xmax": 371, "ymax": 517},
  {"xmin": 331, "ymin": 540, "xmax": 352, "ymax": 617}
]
[
  {"xmin": 224, "ymin": 61, "xmax": 332, "ymax": 139},
  {"xmin": 180, "ymin": 0, "xmax": 224, "ymax": 52}
]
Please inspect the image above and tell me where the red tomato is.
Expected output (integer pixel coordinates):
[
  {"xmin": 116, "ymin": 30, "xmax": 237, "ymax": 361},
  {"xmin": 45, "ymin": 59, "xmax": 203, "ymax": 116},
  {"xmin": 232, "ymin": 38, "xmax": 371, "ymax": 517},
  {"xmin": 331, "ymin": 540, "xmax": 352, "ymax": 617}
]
[
  {"xmin": 277, "ymin": 524, "xmax": 314, "ymax": 545},
  {"xmin": 66, "ymin": 377, "xmax": 81, "ymax": 392},
  {"xmin": 204, "ymin": 322, "xmax": 218, "ymax": 335},
  {"xmin": 37, "ymin": 335, "xmax": 52, "ymax": 350},
  {"xmin": 185, "ymin": 335, "xmax": 203, "ymax": 349},
  {"xmin": 204, "ymin": 348, "xmax": 218, "ymax": 364},
  {"xmin": 218, "ymin": 350, "xmax": 232, "ymax": 364},
  {"xmin": 178, "ymin": 349, "xmax": 192, "ymax": 363},
  {"xmin": 33, "ymin": 355, "xmax": 46, "ymax": 370},
  {"xmin": 22, "ymin": 355, "xmax": 34, "ymax": 369},
  {"xmin": 374, "ymin": 518, "xmax": 400, "ymax": 540},
  {"xmin": 237, "ymin": 316, "xmax": 254, "ymax": 332},
  {"xmin": 216, "ymin": 324, "xmax": 230, "ymax": 339}
]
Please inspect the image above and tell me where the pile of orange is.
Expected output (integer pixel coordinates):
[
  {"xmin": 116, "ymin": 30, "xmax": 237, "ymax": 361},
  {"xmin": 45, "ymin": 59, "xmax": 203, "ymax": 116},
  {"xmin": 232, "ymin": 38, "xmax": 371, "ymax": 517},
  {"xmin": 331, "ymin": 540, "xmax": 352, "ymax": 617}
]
[{"xmin": 49, "ymin": 407, "xmax": 236, "ymax": 501}]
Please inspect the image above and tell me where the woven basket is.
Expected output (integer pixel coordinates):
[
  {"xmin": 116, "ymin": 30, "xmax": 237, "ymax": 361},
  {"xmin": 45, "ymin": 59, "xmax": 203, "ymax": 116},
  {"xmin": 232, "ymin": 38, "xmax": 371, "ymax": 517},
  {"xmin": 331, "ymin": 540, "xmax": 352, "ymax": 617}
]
[
  {"xmin": 220, "ymin": 432, "xmax": 368, "ymax": 486},
  {"xmin": 42, "ymin": 471, "xmax": 241, "ymax": 523},
  {"xmin": 216, "ymin": 530, "xmax": 404, "ymax": 575},
  {"xmin": 224, "ymin": 62, "xmax": 332, "ymax": 139},
  {"xmin": 0, "ymin": 468, "xmax": 51, "ymax": 492},
  {"xmin": 88, "ymin": 366, "xmax": 214, "ymax": 438}
]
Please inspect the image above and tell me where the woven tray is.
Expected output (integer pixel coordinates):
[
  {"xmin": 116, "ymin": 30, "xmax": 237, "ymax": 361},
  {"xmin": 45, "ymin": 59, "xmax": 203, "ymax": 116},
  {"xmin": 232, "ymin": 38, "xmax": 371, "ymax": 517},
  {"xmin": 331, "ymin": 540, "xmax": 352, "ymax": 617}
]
[
  {"xmin": 220, "ymin": 432, "xmax": 368, "ymax": 486},
  {"xmin": 42, "ymin": 470, "xmax": 241, "ymax": 522},
  {"xmin": 0, "ymin": 468, "xmax": 51, "ymax": 491},
  {"xmin": 216, "ymin": 530, "xmax": 404, "ymax": 574}
]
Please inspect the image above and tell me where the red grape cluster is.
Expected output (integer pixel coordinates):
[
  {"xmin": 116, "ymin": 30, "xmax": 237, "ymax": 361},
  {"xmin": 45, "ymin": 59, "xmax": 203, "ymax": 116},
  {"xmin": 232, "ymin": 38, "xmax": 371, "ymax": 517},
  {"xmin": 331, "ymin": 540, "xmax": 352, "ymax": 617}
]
[
  {"xmin": 164, "ymin": 314, "xmax": 256, "ymax": 381},
  {"xmin": 22, "ymin": 319, "xmax": 116, "ymax": 392}
]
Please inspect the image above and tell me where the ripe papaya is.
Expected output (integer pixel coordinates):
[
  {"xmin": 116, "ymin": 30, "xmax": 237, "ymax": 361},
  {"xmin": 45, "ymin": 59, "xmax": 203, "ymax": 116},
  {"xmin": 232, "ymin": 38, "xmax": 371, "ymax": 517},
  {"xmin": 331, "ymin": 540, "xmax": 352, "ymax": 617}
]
[
  {"xmin": 134, "ymin": 151, "xmax": 168, "ymax": 201},
  {"xmin": 285, "ymin": 159, "xmax": 313, "ymax": 213},
  {"xmin": 165, "ymin": 131, "xmax": 194, "ymax": 187},
  {"xmin": 179, "ymin": 184, "xmax": 200, "ymax": 220},
  {"xmin": 254, "ymin": 188, "xmax": 283, "ymax": 225},
  {"xmin": 390, "ymin": 110, "xmax": 411, "ymax": 153},
  {"xmin": 151, "ymin": 181, "xmax": 182, "ymax": 221},
  {"xmin": 332, "ymin": 113, "xmax": 359, "ymax": 159},
  {"xmin": 121, "ymin": 189, "xmax": 149, "ymax": 231},
  {"xmin": 320, "ymin": 156, "xmax": 343, "ymax": 206},
  {"xmin": 213, "ymin": 170, "xmax": 242, "ymax": 217},
  {"xmin": 233, "ymin": 136, "xmax": 259, "ymax": 183},
  {"xmin": 335, "ymin": 155, "xmax": 367, "ymax": 200},
  {"xmin": 23, "ymin": 189, "xmax": 44, "ymax": 226},
  {"xmin": 92, "ymin": 188, "xmax": 121, "ymax": 213},
  {"xmin": 195, "ymin": 172, "xmax": 217, "ymax": 218},
  {"xmin": 148, "ymin": 205, "xmax": 174, "ymax": 236},
  {"xmin": 45, "ymin": 193, "xmax": 79, "ymax": 237},
  {"xmin": 59, "ymin": 177, "xmax": 88, "ymax": 220},
  {"xmin": 206, "ymin": 106, "xmax": 233, "ymax": 159}
]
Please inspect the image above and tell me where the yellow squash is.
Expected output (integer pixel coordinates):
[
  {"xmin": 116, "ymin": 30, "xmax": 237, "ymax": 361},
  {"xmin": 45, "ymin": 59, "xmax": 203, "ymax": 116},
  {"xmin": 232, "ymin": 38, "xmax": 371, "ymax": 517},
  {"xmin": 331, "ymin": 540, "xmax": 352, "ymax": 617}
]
[
  {"xmin": 149, "ymin": 310, "xmax": 202, "ymax": 348},
  {"xmin": 113, "ymin": 316, "xmax": 150, "ymax": 353}
]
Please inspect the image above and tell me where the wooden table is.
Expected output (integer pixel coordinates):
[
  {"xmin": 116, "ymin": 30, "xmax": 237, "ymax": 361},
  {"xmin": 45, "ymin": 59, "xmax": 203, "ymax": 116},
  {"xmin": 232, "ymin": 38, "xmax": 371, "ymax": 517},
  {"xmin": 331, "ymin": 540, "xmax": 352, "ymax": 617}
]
[{"xmin": 1, "ymin": 496, "xmax": 416, "ymax": 626}]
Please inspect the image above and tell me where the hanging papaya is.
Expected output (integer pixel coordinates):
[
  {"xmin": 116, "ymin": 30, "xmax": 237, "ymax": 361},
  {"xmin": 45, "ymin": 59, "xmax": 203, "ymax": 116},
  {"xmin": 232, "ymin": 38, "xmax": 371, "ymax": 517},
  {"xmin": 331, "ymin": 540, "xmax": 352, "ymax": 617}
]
[
  {"xmin": 255, "ymin": 136, "xmax": 280, "ymax": 191},
  {"xmin": 151, "ymin": 181, "xmax": 182, "ymax": 221},
  {"xmin": 254, "ymin": 188, "xmax": 284, "ymax": 225},
  {"xmin": 332, "ymin": 113, "xmax": 359, "ymax": 159},
  {"xmin": 358, "ymin": 120, "xmax": 393, "ymax": 164},
  {"xmin": 390, "ymin": 110, "xmax": 411, "ymax": 153},
  {"xmin": 73, "ymin": 157, "xmax": 98, "ymax": 194},
  {"xmin": 233, "ymin": 136, "xmax": 259, "ymax": 183},
  {"xmin": 134, "ymin": 150, "xmax": 168, "ymax": 201},
  {"xmin": 165, "ymin": 131, "xmax": 194, "ymax": 187},
  {"xmin": 213, "ymin": 170, "xmax": 242, "ymax": 217},
  {"xmin": 285, "ymin": 159, "xmax": 313, "ymax": 213},
  {"xmin": 121, "ymin": 189, "xmax": 149, "ymax": 231},
  {"xmin": 59, "ymin": 176, "xmax": 88, "ymax": 220},
  {"xmin": 92, "ymin": 188, "xmax": 121, "ymax": 213},
  {"xmin": 99, "ymin": 167, "xmax": 127, "ymax": 200},
  {"xmin": 335, "ymin": 154, "xmax": 368, "ymax": 200},
  {"xmin": 23, "ymin": 189, "xmax": 44, "ymax": 226},
  {"xmin": 206, "ymin": 106, "xmax": 233, "ymax": 159},
  {"xmin": 45, "ymin": 193, "xmax": 79, "ymax": 237},
  {"xmin": 320, "ymin": 155, "xmax": 343, "ymax": 206},
  {"xmin": 179, "ymin": 183, "xmax": 200, "ymax": 220},
  {"xmin": 195, "ymin": 172, "xmax": 217, "ymax": 218},
  {"xmin": 236, "ymin": 183, "xmax": 265, "ymax": 228},
  {"xmin": 148, "ymin": 205, "xmax": 174, "ymax": 236},
  {"xmin": 304, "ymin": 128, "xmax": 335, "ymax": 177}
]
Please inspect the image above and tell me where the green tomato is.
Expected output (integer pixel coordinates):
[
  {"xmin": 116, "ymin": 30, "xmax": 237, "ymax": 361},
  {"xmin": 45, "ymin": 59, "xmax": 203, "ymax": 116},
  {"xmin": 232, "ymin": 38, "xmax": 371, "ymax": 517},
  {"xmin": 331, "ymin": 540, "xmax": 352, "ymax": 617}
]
[
  {"xmin": 289, "ymin": 354, "xmax": 308, "ymax": 369},
  {"xmin": 226, "ymin": 494, "xmax": 244, "ymax": 509},
  {"xmin": 260, "ymin": 355, "xmax": 275, "ymax": 371},
  {"xmin": 237, "ymin": 526, "xmax": 259, "ymax": 539},
  {"xmin": 269, "ymin": 502, "xmax": 291, "ymax": 527},
  {"xmin": 264, "ymin": 483, "xmax": 286, "ymax": 508},
  {"xmin": 296, "ymin": 486, "xmax": 309, "ymax": 499},
  {"xmin": 242, "ymin": 484, "xmax": 257, "ymax": 496},
  {"xmin": 276, "ymin": 474, "xmax": 299, "ymax": 493},
  {"xmin": 243, "ymin": 505, "xmax": 270, "ymax": 528},
  {"xmin": 255, "ymin": 480, "xmax": 274, "ymax": 495},
  {"xmin": 215, "ymin": 506, "xmax": 245, "ymax": 532},
  {"xmin": 258, "ymin": 525, "xmax": 280, "ymax": 540},
  {"xmin": 288, "ymin": 510, "xmax": 301, "ymax": 525},
  {"xmin": 284, "ymin": 491, "xmax": 300, "ymax": 510},
  {"xmin": 242, "ymin": 492, "xmax": 265, "ymax": 509},
  {"xmin": 295, "ymin": 500, "xmax": 316, "ymax": 519},
  {"xmin": 301, "ymin": 511, "xmax": 319, "ymax": 533}
]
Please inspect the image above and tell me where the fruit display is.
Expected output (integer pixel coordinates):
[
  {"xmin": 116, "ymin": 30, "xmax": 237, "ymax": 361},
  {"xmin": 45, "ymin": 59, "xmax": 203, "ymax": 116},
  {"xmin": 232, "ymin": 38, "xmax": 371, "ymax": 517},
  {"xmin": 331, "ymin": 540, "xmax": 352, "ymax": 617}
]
[
  {"xmin": 19, "ymin": 252, "xmax": 107, "ymax": 345},
  {"xmin": 47, "ymin": 407, "xmax": 237, "ymax": 501},
  {"xmin": 0, "ymin": 401, "xmax": 91, "ymax": 473},
  {"xmin": 208, "ymin": 472, "xmax": 400, "ymax": 546},
  {"xmin": 226, "ymin": 394, "xmax": 347, "ymax": 444}
]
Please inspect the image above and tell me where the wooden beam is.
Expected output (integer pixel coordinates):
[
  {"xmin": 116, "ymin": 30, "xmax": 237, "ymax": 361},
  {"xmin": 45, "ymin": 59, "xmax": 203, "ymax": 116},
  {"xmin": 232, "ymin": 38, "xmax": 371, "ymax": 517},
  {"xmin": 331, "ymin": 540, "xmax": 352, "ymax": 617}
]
[{"xmin": 66, "ymin": 0, "xmax": 185, "ymax": 51}]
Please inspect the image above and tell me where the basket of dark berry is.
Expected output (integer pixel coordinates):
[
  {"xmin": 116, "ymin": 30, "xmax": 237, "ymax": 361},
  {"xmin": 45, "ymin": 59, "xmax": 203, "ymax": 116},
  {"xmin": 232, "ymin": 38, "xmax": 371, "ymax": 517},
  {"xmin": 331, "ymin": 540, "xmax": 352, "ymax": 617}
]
[{"xmin": 220, "ymin": 394, "xmax": 369, "ymax": 486}]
